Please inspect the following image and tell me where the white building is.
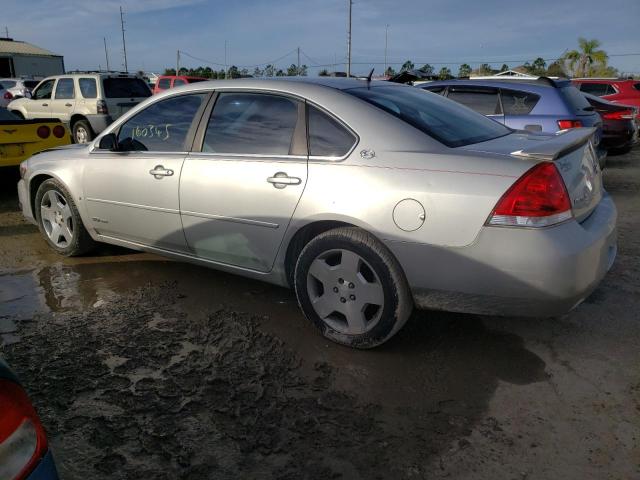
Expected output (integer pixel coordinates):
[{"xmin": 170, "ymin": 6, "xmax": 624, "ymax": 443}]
[{"xmin": 0, "ymin": 37, "xmax": 65, "ymax": 78}]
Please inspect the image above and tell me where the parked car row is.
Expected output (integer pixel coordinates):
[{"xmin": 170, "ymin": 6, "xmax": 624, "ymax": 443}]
[
  {"xmin": 17, "ymin": 77, "xmax": 616, "ymax": 350},
  {"xmin": 419, "ymin": 76, "xmax": 639, "ymax": 163}
]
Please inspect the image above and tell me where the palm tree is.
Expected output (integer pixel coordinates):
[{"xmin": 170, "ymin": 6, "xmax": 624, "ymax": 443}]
[{"xmin": 565, "ymin": 38, "xmax": 608, "ymax": 77}]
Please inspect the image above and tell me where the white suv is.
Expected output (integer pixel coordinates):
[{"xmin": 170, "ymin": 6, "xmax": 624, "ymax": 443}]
[{"xmin": 7, "ymin": 72, "xmax": 151, "ymax": 143}]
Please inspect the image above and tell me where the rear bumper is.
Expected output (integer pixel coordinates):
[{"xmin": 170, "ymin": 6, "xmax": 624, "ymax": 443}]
[
  {"xmin": 85, "ymin": 114, "xmax": 112, "ymax": 134},
  {"xmin": 386, "ymin": 194, "xmax": 617, "ymax": 317}
]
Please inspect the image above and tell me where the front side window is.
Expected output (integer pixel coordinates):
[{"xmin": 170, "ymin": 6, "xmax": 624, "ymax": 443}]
[
  {"xmin": 117, "ymin": 93, "xmax": 206, "ymax": 152},
  {"xmin": 346, "ymin": 85, "xmax": 511, "ymax": 148},
  {"xmin": 447, "ymin": 87, "xmax": 501, "ymax": 115},
  {"xmin": 54, "ymin": 78, "xmax": 75, "ymax": 99},
  {"xmin": 79, "ymin": 78, "xmax": 97, "ymax": 98},
  {"xmin": 203, "ymin": 93, "xmax": 299, "ymax": 155},
  {"xmin": 32, "ymin": 79, "xmax": 55, "ymax": 100},
  {"xmin": 308, "ymin": 105, "xmax": 356, "ymax": 157},
  {"xmin": 501, "ymin": 89, "xmax": 540, "ymax": 115},
  {"xmin": 157, "ymin": 78, "xmax": 171, "ymax": 90},
  {"xmin": 173, "ymin": 79, "xmax": 186, "ymax": 86},
  {"xmin": 103, "ymin": 78, "xmax": 151, "ymax": 98}
]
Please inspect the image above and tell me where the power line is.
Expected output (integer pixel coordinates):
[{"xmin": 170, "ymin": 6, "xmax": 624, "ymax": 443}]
[{"xmin": 178, "ymin": 48, "xmax": 298, "ymax": 69}]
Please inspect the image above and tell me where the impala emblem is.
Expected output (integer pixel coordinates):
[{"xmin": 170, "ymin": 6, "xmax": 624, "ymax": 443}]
[
  {"xmin": 2, "ymin": 129, "xmax": 17, "ymax": 134},
  {"xmin": 360, "ymin": 149, "xmax": 375, "ymax": 159}
]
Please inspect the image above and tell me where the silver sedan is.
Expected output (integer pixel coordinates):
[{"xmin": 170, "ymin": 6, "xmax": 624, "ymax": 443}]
[{"xmin": 17, "ymin": 78, "xmax": 617, "ymax": 348}]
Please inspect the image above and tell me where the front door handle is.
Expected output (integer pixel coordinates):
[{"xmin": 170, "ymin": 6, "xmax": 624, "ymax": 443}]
[
  {"xmin": 267, "ymin": 172, "xmax": 302, "ymax": 189},
  {"xmin": 65, "ymin": 103, "xmax": 72, "ymax": 107},
  {"xmin": 42, "ymin": 103, "xmax": 48, "ymax": 107},
  {"xmin": 149, "ymin": 165, "xmax": 174, "ymax": 179}
]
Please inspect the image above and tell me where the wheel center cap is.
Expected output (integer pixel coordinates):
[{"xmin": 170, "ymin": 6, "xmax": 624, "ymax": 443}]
[{"xmin": 55, "ymin": 211, "xmax": 63, "ymax": 224}]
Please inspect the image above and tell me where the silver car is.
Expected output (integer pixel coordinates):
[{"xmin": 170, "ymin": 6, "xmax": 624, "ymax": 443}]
[{"xmin": 16, "ymin": 78, "xmax": 617, "ymax": 348}]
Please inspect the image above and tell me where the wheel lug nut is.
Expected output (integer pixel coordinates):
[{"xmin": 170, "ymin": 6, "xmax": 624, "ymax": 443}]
[
  {"xmin": 340, "ymin": 297, "xmax": 346, "ymax": 303},
  {"xmin": 349, "ymin": 295, "xmax": 356, "ymax": 301},
  {"xmin": 348, "ymin": 282, "xmax": 355, "ymax": 289},
  {"xmin": 333, "ymin": 287, "xmax": 339, "ymax": 293}
]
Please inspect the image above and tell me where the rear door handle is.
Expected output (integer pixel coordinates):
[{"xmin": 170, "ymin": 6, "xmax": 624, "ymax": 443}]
[
  {"xmin": 149, "ymin": 165, "xmax": 174, "ymax": 179},
  {"xmin": 267, "ymin": 172, "xmax": 301, "ymax": 189},
  {"xmin": 42, "ymin": 103, "xmax": 48, "ymax": 106}
]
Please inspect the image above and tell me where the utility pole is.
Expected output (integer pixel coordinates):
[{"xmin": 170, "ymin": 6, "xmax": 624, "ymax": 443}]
[
  {"xmin": 120, "ymin": 6, "xmax": 128, "ymax": 72},
  {"xmin": 176, "ymin": 50, "xmax": 180, "ymax": 75},
  {"xmin": 297, "ymin": 46, "xmax": 300, "ymax": 75},
  {"xmin": 3, "ymin": 26, "xmax": 8, "ymax": 38},
  {"xmin": 346, "ymin": 0, "xmax": 352, "ymax": 77},
  {"xmin": 224, "ymin": 40, "xmax": 228, "ymax": 79},
  {"xmin": 384, "ymin": 24, "xmax": 389, "ymax": 74},
  {"xmin": 103, "ymin": 37, "xmax": 110, "ymax": 71}
]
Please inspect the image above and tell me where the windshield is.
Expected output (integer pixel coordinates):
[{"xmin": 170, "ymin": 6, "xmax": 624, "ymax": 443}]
[
  {"xmin": 102, "ymin": 78, "xmax": 152, "ymax": 98},
  {"xmin": 345, "ymin": 85, "xmax": 511, "ymax": 147}
]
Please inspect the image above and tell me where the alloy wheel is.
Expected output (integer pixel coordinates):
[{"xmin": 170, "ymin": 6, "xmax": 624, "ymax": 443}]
[{"xmin": 40, "ymin": 190, "xmax": 74, "ymax": 248}]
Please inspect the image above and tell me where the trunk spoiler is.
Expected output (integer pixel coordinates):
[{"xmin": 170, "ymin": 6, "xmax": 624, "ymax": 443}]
[{"xmin": 510, "ymin": 127, "xmax": 596, "ymax": 161}]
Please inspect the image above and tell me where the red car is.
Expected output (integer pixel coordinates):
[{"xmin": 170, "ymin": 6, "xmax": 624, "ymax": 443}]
[
  {"xmin": 572, "ymin": 78, "xmax": 640, "ymax": 110},
  {"xmin": 152, "ymin": 75, "xmax": 209, "ymax": 94}
]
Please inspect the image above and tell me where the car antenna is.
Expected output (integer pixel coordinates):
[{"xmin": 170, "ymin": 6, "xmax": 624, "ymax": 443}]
[{"xmin": 366, "ymin": 68, "xmax": 374, "ymax": 87}]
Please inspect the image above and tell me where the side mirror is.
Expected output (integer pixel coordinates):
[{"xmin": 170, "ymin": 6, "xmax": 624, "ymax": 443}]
[{"xmin": 98, "ymin": 133, "xmax": 118, "ymax": 151}]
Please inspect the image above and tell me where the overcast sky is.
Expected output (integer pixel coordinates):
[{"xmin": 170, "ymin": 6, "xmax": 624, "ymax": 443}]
[{"xmin": 3, "ymin": 0, "xmax": 639, "ymax": 75}]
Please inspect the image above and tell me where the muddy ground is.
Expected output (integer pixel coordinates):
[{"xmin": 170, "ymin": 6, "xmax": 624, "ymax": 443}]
[{"xmin": 0, "ymin": 150, "xmax": 639, "ymax": 479}]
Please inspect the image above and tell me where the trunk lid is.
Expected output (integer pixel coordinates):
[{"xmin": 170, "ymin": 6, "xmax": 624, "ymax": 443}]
[{"xmin": 462, "ymin": 128, "xmax": 603, "ymax": 222}]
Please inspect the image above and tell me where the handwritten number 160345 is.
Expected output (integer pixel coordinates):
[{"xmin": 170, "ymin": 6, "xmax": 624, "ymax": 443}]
[{"xmin": 131, "ymin": 124, "xmax": 172, "ymax": 141}]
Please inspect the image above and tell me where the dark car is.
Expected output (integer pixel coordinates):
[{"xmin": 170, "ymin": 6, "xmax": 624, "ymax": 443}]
[
  {"xmin": 0, "ymin": 358, "xmax": 59, "ymax": 480},
  {"xmin": 583, "ymin": 93, "xmax": 638, "ymax": 154},
  {"xmin": 419, "ymin": 77, "xmax": 607, "ymax": 167}
]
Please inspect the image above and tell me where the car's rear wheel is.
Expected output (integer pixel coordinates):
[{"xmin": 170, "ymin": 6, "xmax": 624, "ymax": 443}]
[
  {"xmin": 294, "ymin": 227, "xmax": 413, "ymax": 349},
  {"xmin": 35, "ymin": 179, "xmax": 95, "ymax": 256},
  {"xmin": 72, "ymin": 119, "xmax": 94, "ymax": 144}
]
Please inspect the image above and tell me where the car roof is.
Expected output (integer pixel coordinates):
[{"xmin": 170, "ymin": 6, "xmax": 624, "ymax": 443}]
[{"xmin": 421, "ymin": 77, "xmax": 572, "ymax": 91}]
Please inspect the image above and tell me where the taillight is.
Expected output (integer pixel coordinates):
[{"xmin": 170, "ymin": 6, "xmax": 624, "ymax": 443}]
[
  {"xmin": 3, "ymin": 91, "xmax": 13, "ymax": 100},
  {"xmin": 36, "ymin": 125, "xmax": 50, "ymax": 139},
  {"xmin": 97, "ymin": 100, "xmax": 108, "ymax": 114},
  {"xmin": 487, "ymin": 162, "xmax": 572, "ymax": 228},
  {"xmin": 0, "ymin": 379, "xmax": 49, "ymax": 480},
  {"xmin": 557, "ymin": 120, "xmax": 583, "ymax": 129},
  {"xmin": 602, "ymin": 109, "xmax": 634, "ymax": 120},
  {"xmin": 52, "ymin": 125, "xmax": 66, "ymax": 138}
]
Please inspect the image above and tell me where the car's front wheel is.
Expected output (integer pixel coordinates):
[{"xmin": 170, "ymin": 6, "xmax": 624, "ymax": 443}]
[
  {"xmin": 294, "ymin": 227, "xmax": 413, "ymax": 349},
  {"xmin": 35, "ymin": 179, "xmax": 95, "ymax": 256},
  {"xmin": 72, "ymin": 119, "xmax": 94, "ymax": 144}
]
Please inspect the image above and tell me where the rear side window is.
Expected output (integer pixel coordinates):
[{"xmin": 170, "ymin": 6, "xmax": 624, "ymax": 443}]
[
  {"xmin": 561, "ymin": 86, "xmax": 593, "ymax": 113},
  {"xmin": 79, "ymin": 78, "xmax": 97, "ymax": 98},
  {"xmin": 173, "ymin": 79, "xmax": 186, "ymax": 86},
  {"xmin": 103, "ymin": 78, "xmax": 151, "ymax": 98},
  {"xmin": 500, "ymin": 89, "xmax": 540, "ymax": 115},
  {"xmin": 308, "ymin": 105, "xmax": 356, "ymax": 157},
  {"xmin": 54, "ymin": 78, "xmax": 75, "ymax": 99},
  {"xmin": 447, "ymin": 87, "xmax": 501, "ymax": 115},
  {"xmin": 157, "ymin": 78, "xmax": 171, "ymax": 90},
  {"xmin": 203, "ymin": 93, "xmax": 299, "ymax": 155},
  {"xmin": 579, "ymin": 83, "xmax": 616, "ymax": 96},
  {"xmin": 117, "ymin": 93, "xmax": 206, "ymax": 152}
]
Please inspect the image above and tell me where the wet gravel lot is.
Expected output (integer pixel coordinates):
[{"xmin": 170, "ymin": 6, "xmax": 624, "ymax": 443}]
[{"xmin": 1, "ymin": 149, "xmax": 639, "ymax": 479}]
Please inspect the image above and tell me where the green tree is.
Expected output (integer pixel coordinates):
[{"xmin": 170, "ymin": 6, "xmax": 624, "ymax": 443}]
[
  {"xmin": 401, "ymin": 60, "xmax": 415, "ymax": 72},
  {"xmin": 227, "ymin": 66, "xmax": 240, "ymax": 78},
  {"xmin": 163, "ymin": 68, "xmax": 176, "ymax": 75},
  {"xmin": 318, "ymin": 69, "xmax": 330, "ymax": 76},
  {"xmin": 457, "ymin": 63, "xmax": 471, "ymax": 78},
  {"xmin": 264, "ymin": 64, "xmax": 275, "ymax": 77},
  {"xmin": 275, "ymin": 69, "xmax": 285, "ymax": 76},
  {"xmin": 531, "ymin": 57, "xmax": 547, "ymax": 75},
  {"xmin": 418, "ymin": 64, "xmax": 434, "ymax": 75},
  {"xmin": 287, "ymin": 63, "xmax": 298, "ymax": 76},
  {"xmin": 299, "ymin": 64, "xmax": 308, "ymax": 76},
  {"xmin": 385, "ymin": 66, "xmax": 396, "ymax": 77},
  {"xmin": 546, "ymin": 60, "xmax": 566, "ymax": 77},
  {"xmin": 253, "ymin": 67, "xmax": 263, "ymax": 77},
  {"xmin": 500, "ymin": 63, "xmax": 509, "ymax": 72},
  {"xmin": 478, "ymin": 63, "xmax": 493, "ymax": 75},
  {"xmin": 565, "ymin": 38, "xmax": 608, "ymax": 77},
  {"xmin": 438, "ymin": 67, "xmax": 452, "ymax": 80}
]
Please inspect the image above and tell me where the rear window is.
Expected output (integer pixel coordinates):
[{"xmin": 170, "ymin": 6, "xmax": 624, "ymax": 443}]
[
  {"xmin": 102, "ymin": 78, "xmax": 151, "ymax": 98},
  {"xmin": 560, "ymin": 86, "xmax": 593, "ymax": 114},
  {"xmin": 501, "ymin": 89, "xmax": 540, "ymax": 115},
  {"xmin": 447, "ymin": 87, "xmax": 501, "ymax": 115},
  {"xmin": 346, "ymin": 85, "xmax": 511, "ymax": 148},
  {"xmin": 0, "ymin": 80, "xmax": 16, "ymax": 89}
]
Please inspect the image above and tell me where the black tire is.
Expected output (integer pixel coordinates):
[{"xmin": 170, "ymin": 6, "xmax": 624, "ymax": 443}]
[
  {"xmin": 72, "ymin": 119, "xmax": 94, "ymax": 144},
  {"xmin": 294, "ymin": 227, "xmax": 413, "ymax": 349},
  {"xmin": 608, "ymin": 145, "xmax": 632, "ymax": 156},
  {"xmin": 35, "ymin": 179, "xmax": 95, "ymax": 256}
]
